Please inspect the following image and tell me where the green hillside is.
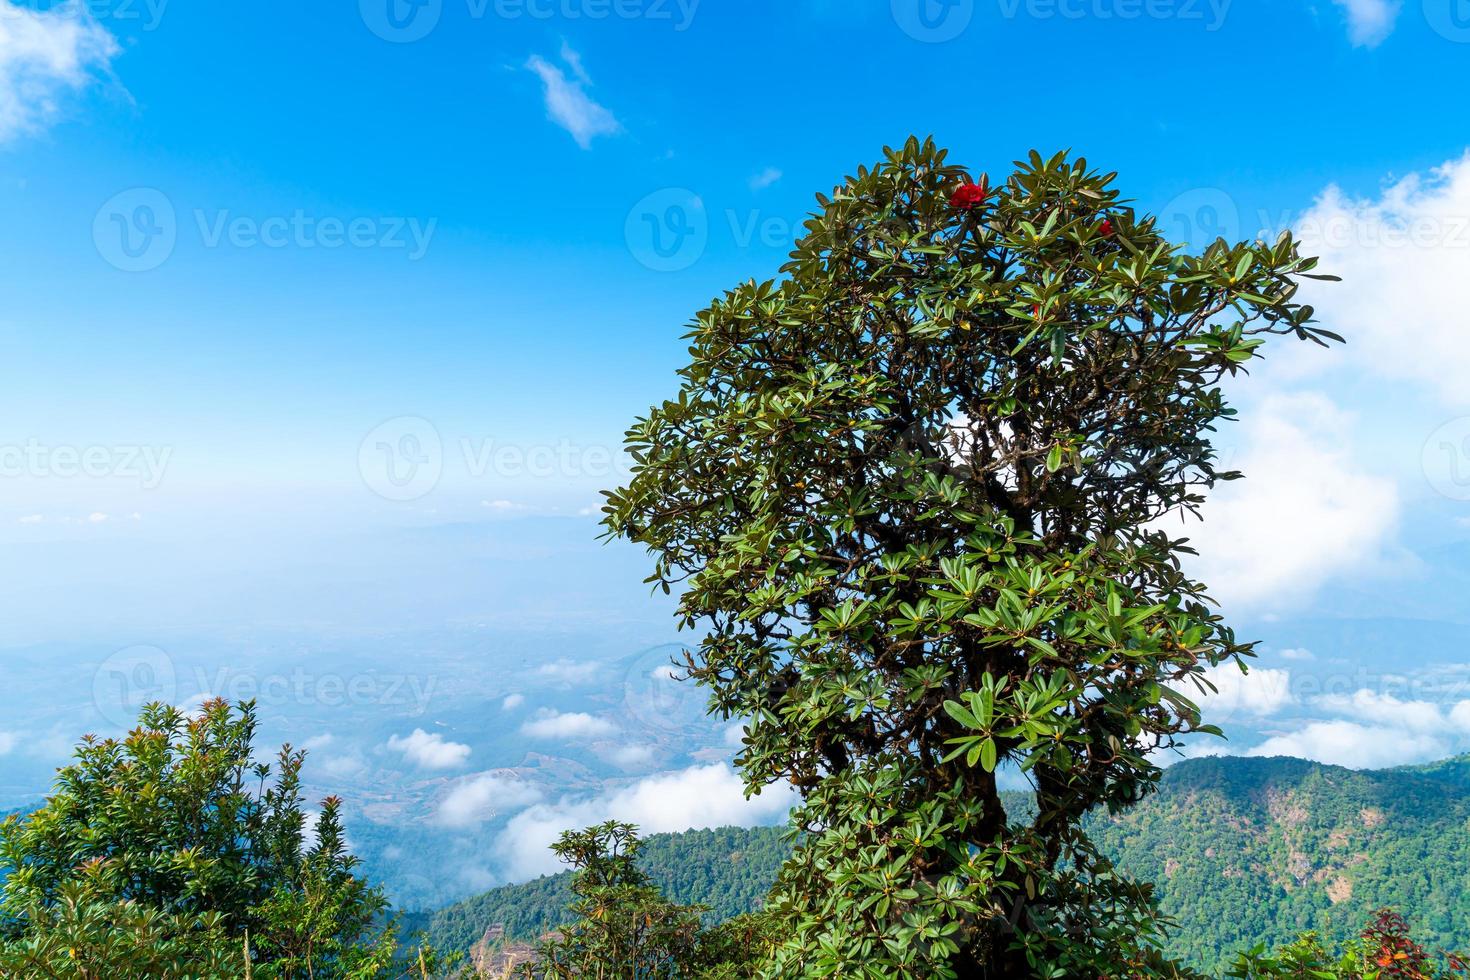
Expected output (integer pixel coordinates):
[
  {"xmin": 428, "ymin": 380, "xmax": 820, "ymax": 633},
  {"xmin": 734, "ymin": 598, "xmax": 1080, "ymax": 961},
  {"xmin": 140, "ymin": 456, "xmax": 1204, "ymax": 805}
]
[
  {"xmin": 425, "ymin": 824, "xmax": 788, "ymax": 957},
  {"xmin": 1091, "ymin": 754, "xmax": 1470, "ymax": 973},
  {"xmin": 425, "ymin": 756, "xmax": 1470, "ymax": 973}
]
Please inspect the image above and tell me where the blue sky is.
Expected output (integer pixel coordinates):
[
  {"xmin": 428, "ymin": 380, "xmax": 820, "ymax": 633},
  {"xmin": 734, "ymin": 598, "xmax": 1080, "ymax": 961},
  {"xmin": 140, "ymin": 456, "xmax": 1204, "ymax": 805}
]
[{"xmin": 1, "ymin": 0, "xmax": 1470, "ymax": 891}]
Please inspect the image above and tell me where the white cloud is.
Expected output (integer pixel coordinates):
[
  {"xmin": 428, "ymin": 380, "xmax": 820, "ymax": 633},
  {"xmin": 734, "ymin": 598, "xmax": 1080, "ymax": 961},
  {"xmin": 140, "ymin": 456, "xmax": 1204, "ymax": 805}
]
[
  {"xmin": 436, "ymin": 772, "xmax": 544, "ymax": 830},
  {"xmin": 1195, "ymin": 664, "xmax": 1295, "ymax": 721},
  {"xmin": 501, "ymin": 693, "xmax": 525, "ymax": 711},
  {"xmin": 0, "ymin": 1, "xmax": 118, "ymax": 144},
  {"xmin": 386, "ymin": 729, "xmax": 472, "ymax": 770},
  {"xmin": 495, "ymin": 764, "xmax": 796, "ymax": 880},
  {"xmin": 1315, "ymin": 689, "xmax": 1444, "ymax": 734},
  {"xmin": 1180, "ymin": 392, "xmax": 1398, "ymax": 610},
  {"xmin": 86, "ymin": 512, "xmax": 108, "ymax": 524},
  {"xmin": 300, "ymin": 733, "xmax": 335, "ymax": 752},
  {"xmin": 16, "ymin": 514, "xmax": 41, "ymax": 525},
  {"xmin": 525, "ymin": 46, "xmax": 621, "ymax": 150},
  {"xmin": 1294, "ymin": 153, "xmax": 1470, "ymax": 406},
  {"xmin": 1447, "ymin": 700, "xmax": 1470, "ymax": 734},
  {"xmin": 1278, "ymin": 648, "xmax": 1316, "ymax": 661},
  {"xmin": 749, "ymin": 167, "xmax": 783, "ymax": 191},
  {"xmin": 1330, "ymin": 0, "xmax": 1401, "ymax": 47},
  {"xmin": 608, "ymin": 743, "xmax": 656, "ymax": 768},
  {"xmin": 536, "ymin": 660, "xmax": 602, "ymax": 685},
  {"xmin": 481, "ymin": 499, "xmax": 521, "ymax": 511},
  {"xmin": 520, "ymin": 708, "xmax": 617, "ymax": 740},
  {"xmin": 314, "ymin": 750, "xmax": 368, "ymax": 781},
  {"xmin": 0, "ymin": 732, "xmax": 15, "ymax": 755},
  {"xmin": 557, "ymin": 39, "xmax": 590, "ymax": 84},
  {"xmin": 1249, "ymin": 720, "xmax": 1447, "ymax": 769}
]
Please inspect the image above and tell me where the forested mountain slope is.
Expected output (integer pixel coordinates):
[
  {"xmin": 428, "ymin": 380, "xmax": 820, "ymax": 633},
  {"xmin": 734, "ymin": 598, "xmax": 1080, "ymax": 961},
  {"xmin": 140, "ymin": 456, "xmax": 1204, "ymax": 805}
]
[
  {"xmin": 1090, "ymin": 754, "xmax": 1470, "ymax": 973},
  {"xmin": 423, "ymin": 756, "xmax": 1470, "ymax": 973},
  {"xmin": 425, "ymin": 824, "xmax": 787, "ymax": 957}
]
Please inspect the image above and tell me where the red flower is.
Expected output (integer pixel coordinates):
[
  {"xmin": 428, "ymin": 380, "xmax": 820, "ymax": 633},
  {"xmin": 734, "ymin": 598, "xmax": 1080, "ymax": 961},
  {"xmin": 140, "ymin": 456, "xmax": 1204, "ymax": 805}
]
[
  {"xmin": 1099, "ymin": 218, "xmax": 1115, "ymax": 237},
  {"xmin": 950, "ymin": 180, "xmax": 989, "ymax": 211}
]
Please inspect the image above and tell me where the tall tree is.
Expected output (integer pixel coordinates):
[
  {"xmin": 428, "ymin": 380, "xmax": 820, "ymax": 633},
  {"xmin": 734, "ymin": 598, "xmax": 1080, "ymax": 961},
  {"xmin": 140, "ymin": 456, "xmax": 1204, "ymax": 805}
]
[{"xmin": 604, "ymin": 139, "xmax": 1340, "ymax": 977}]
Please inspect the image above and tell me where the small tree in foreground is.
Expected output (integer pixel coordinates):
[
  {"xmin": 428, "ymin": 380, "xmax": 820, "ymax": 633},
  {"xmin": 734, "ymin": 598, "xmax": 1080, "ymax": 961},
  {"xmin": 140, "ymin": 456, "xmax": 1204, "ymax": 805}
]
[
  {"xmin": 521, "ymin": 822, "xmax": 774, "ymax": 980},
  {"xmin": 1229, "ymin": 909, "xmax": 1470, "ymax": 979},
  {"xmin": 0, "ymin": 699, "xmax": 449, "ymax": 979},
  {"xmin": 604, "ymin": 139, "xmax": 1340, "ymax": 977}
]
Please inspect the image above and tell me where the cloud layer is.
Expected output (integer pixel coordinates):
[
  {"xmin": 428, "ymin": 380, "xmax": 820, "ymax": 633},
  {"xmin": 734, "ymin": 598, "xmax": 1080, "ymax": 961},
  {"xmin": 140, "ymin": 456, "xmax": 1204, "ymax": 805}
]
[
  {"xmin": 385, "ymin": 729, "xmax": 472, "ymax": 770},
  {"xmin": 525, "ymin": 43, "xmax": 620, "ymax": 150},
  {"xmin": 0, "ymin": 1, "xmax": 118, "ymax": 144},
  {"xmin": 494, "ymin": 763, "xmax": 795, "ymax": 880}
]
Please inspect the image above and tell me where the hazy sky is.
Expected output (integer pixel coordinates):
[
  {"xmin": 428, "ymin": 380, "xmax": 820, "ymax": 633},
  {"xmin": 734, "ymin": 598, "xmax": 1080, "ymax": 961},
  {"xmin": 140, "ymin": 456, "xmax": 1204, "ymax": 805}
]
[{"xmin": 1, "ymin": 0, "xmax": 1470, "ymax": 822}]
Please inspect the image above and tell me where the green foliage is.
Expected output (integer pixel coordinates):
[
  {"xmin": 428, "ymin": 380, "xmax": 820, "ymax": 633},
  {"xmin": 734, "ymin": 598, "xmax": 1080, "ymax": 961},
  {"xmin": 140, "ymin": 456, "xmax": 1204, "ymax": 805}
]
[
  {"xmin": 1228, "ymin": 909, "xmax": 1469, "ymax": 979},
  {"xmin": 425, "ymin": 824, "xmax": 787, "ymax": 957},
  {"xmin": 603, "ymin": 137, "xmax": 1338, "ymax": 976},
  {"xmin": 1088, "ymin": 756, "xmax": 1470, "ymax": 973},
  {"xmin": 518, "ymin": 822, "xmax": 773, "ymax": 980},
  {"xmin": 0, "ymin": 699, "xmax": 447, "ymax": 979}
]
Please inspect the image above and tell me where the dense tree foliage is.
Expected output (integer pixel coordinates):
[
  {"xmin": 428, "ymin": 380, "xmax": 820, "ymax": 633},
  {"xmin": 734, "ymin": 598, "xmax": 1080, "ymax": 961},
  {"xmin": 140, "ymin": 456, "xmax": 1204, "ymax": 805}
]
[
  {"xmin": 516, "ymin": 822, "xmax": 773, "ymax": 980},
  {"xmin": 426, "ymin": 756, "xmax": 1470, "ymax": 974},
  {"xmin": 1090, "ymin": 756, "xmax": 1470, "ymax": 973},
  {"xmin": 0, "ymin": 699, "xmax": 449, "ymax": 979},
  {"xmin": 604, "ymin": 138, "xmax": 1340, "ymax": 976},
  {"xmin": 427, "ymin": 824, "xmax": 786, "ymax": 956},
  {"xmin": 1228, "ymin": 909, "xmax": 1468, "ymax": 979}
]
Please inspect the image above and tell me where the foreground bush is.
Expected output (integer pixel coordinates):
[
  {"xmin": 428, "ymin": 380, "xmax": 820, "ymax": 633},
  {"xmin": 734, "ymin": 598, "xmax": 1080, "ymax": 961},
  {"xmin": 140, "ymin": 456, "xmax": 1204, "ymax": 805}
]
[
  {"xmin": 0, "ymin": 699, "xmax": 451, "ymax": 979},
  {"xmin": 518, "ymin": 822, "xmax": 774, "ymax": 980},
  {"xmin": 1229, "ymin": 910, "xmax": 1469, "ymax": 980}
]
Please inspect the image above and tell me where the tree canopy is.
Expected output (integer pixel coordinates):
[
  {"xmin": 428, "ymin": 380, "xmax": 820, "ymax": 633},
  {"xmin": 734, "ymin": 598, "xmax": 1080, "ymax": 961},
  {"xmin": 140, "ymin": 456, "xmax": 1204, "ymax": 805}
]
[{"xmin": 605, "ymin": 138, "xmax": 1340, "ymax": 977}]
